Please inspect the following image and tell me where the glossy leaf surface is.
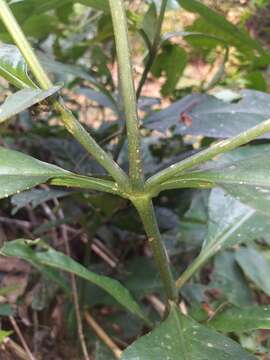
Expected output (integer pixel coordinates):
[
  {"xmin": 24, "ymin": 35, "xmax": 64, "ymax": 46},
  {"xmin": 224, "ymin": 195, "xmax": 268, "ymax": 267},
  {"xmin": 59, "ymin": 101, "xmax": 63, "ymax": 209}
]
[
  {"xmin": 0, "ymin": 86, "xmax": 61, "ymax": 124},
  {"xmin": 235, "ymin": 247, "xmax": 270, "ymax": 296},
  {"xmin": 0, "ymin": 43, "xmax": 36, "ymax": 88},
  {"xmin": 201, "ymin": 189, "xmax": 270, "ymax": 257},
  {"xmin": 0, "ymin": 147, "xmax": 119, "ymax": 199},
  {"xmin": 209, "ymin": 306, "xmax": 270, "ymax": 332},
  {"xmin": 122, "ymin": 304, "xmax": 255, "ymax": 359}
]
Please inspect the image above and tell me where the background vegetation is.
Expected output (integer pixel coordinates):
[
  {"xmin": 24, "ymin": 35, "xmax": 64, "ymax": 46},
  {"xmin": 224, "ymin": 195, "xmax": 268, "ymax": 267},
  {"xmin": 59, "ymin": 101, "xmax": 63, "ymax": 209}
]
[{"xmin": 0, "ymin": 0, "xmax": 270, "ymax": 359}]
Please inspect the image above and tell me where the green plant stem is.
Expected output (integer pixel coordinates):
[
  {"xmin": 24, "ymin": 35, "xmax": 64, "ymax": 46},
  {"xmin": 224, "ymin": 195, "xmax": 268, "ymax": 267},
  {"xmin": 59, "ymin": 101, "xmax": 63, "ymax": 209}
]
[
  {"xmin": 0, "ymin": 0, "xmax": 130, "ymax": 191},
  {"xmin": 133, "ymin": 197, "xmax": 178, "ymax": 303},
  {"xmin": 50, "ymin": 175, "xmax": 127, "ymax": 198},
  {"xmin": 146, "ymin": 117, "xmax": 270, "ymax": 192},
  {"xmin": 109, "ymin": 0, "xmax": 144, "ymax": 189},
  {"xmin": 136, "ymin": 0, "xmax": 168, "ymax": 99},
  {"xmin": 114, "ymin": 0, "xmax": 168, "ymax": 163},
  {"xmin": 175, "ymin": 252, "xmax": 209, "ymax": 290}
]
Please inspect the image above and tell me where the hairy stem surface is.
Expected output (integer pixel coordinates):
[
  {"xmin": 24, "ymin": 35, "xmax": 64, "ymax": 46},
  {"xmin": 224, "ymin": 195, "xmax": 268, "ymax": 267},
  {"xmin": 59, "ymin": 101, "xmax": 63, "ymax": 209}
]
[
  {"xmin": 134, "ymin": 197, "xmax": 178, "ymax": 303},
  {"xmin": 109, "ymin": 0, "xmax": 144, "ymax": 189}
]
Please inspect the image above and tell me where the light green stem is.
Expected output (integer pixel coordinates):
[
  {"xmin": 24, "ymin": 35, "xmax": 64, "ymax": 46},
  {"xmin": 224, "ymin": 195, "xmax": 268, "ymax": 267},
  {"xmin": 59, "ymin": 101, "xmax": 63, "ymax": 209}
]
[
  {"xmin": 146, "ymin": 117, "xmax": 270, "ymax": 192},
  {"xmin": 0, "ymin": 0, "xmax": 130, "ymax": 191},
  {"xmin": 108, "ymin": 0, "xmax": 144, "ymax": 189},
  {"xmin": 133, "ymin": 197, "xmax": 178, "ymax": 302}
]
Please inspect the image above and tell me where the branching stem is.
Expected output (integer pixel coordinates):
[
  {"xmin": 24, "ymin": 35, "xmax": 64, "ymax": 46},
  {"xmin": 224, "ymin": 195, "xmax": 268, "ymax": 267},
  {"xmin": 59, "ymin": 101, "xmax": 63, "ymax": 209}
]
[
  {"xmin": 146, "ymin": 117, "xmax": 270, "ymax": 193},
  {"xmin": 0, "ymin": 0, "xmax": 130, "ymax": 191}
]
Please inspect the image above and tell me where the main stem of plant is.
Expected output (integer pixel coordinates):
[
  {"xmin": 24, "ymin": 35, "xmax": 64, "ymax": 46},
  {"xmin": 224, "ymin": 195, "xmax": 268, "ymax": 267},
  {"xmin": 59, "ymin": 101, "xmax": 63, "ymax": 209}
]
[
  {"xmin": 0, "ymin": 0, "xmax": 179, "ymax": 304},
  {"xmin": 109, "ymin": 0, "xmax": 178, "ymax": 304}
]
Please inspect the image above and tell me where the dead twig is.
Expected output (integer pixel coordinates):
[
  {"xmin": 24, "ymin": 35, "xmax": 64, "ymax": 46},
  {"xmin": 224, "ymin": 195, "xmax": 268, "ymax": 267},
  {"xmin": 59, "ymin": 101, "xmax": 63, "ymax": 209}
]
[
  {"xmin": 9, "ymin": 316, "xmax": 36, "ymax": 360},
  {"xmin": 3, "ymin": 337, "xmax": 31, "ymax": 360},
  {"xmin": 84, "ymin": 312, "xmax": 122, "ymax": 360},
  {"xmin": 146, "ymin": 294, "xmax": 165, "ymax": 317},
  {"xmin": 57, "ymin": 206, "xmax": 90, "ymax": 360}
]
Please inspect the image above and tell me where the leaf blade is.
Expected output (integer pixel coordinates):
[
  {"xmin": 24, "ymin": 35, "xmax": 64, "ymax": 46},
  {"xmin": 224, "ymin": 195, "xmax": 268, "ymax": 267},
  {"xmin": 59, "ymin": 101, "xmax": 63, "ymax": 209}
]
[
  {"xmin": 0, "ymin": 86, "xmax": 61, "ymax": 124},
  {"xmin": 1, "ymin": 240, "xmax": 147, "ymax": 322},
  {"xmin": 0, "ymin": 43, "xmax": 37, "ymax": 88},
  {"xmin": 121, "ymin": 304, "xmax": 255, "ymax": 359}
]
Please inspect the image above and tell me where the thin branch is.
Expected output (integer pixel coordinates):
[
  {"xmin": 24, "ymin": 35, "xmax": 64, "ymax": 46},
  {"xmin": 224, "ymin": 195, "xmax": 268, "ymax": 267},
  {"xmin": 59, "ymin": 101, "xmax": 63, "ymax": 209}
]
[
  {"xmin": 57, "ymin": 205, "xmax": 90, "ymax": 360},
  {"xmin": 9, "ymin": 316, "xmax": 36, "ymax": 360},
  {"xmin": 3, "ymin": 338, "xmax": 31, "ymax": 360},
  {"xmin": 146, "ymin": 117, "xmax": 270, "ymax": 192},
  {"xmin": 146, "ymin": 295, "xmax": 165, "ymax": 317},
  {"xmin": 84, "ymin": 312, "xmax": 122, "ymax": 360}
]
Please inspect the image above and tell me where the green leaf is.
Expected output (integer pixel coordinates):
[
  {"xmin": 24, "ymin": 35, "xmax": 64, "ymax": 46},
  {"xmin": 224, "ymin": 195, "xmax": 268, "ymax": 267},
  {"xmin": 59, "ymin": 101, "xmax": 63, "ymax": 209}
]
[
  {"xmin": 0, "ymin": 43, "xmax": 36, "ymax": 88},
  {"xmin": 0, "ymin": 146, "xmax": 70, "ymax": 199},
  {"xmin": 209, "ymin": 306, "xmax": 270, "ymax": 332},
  {"xmin": 159, "ymin": 144, "xmax": 270, "ymax": 217},
  {"xmin": 235, "ymin": 247, "xmax": 270, "ymax": 296},
  {"xmin": 223, "ymin": 184, "xmax": 270, "ymax": 217},
  {"xmin": 210, "ymin": 252, "xmax": 253, "ymax": 307},
  {"xmin": 0, "ymin": 330, "xmax": 12, "ymax": 344},
  {"xmin": 121, "ymin": 304, "xmax": 255, "ymax": 359},
  {"xmin": 76, "ymin": 0, "xmax": 108, "ymax": 12},
  {"xmin": 38, "ymin": 52, "xmax": 115, "ymax": 102},
  {"xmin": 141, "ymin": 2, "xmax": 158, "ymax": 44},
  {"xmin": 0, "ymin": 304, "xmax": 15, "ymax": 316},
  {"xmin": 200, "ymin": 189, "xmax": 270, "ymax": 258},
  {"xmin": 152, "ymin": 43, "xmax": 187, "ymax": 96},
  {"xmin": 159, "ymin": 143, "xmax": 270, "ymax": 191},
  {"xmin": 11, "ymin": 188, "xmax": 71, "ymax": 214},
  {"xmin": 23, "ymin": 14, "xmax": 58, "ymax": 39},
  {"xmin": 0, "ymin": 147, "xmax": 119, "ymax": 200},
  {"xmin": 0, "ymin": 147, "xmax": 69, "ymax": 198},
  {"xmin": 145, "ymin": 90, "xmax": 270, "ymax": 137},
  {"xmin": 177, "ymin": 0, "xmax": 267, "ymax": 58},
  {"xmin": 1, "ymin": 239, "xmax": 148, "ymax": 322},
  {"xmin": 0, "ymin": 86, "xmax": 61, "ymax": 124},
  {"xmin": 178, "ymin": 188, "xmax": 270, "ymax": 286}
]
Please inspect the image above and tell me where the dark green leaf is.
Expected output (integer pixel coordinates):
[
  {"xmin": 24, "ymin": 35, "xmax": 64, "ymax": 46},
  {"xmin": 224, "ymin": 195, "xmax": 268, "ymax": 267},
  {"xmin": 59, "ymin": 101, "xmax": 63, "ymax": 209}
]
[
  {"xmin": 235, "ymin": 247, "xmax": 270, "ymax": 296},
  {"xmin": 1, "ymin": 239, "xmax": 147, "ymax": 322},
  {"xmin": 0, "ymin": 146, "xmax": 69, "ymax": 199},
  {"xmin": 23, "ymin": 14, "xmax": 58, "ymax": 39},
  {"xmin": 145, "ymin": 90, "xmax": 270, "ymax": 138},
  {"xmin": 141, "ymin": 2, "xmax": 157, "ymax": 44},
  {"xmin": 210, "ymin": 252, "xmax": 252, "ymax": 306},
  {"xmin": 200, "ymin": 189, "xmax": 270, "ymax": 258},
  {"xmin": 151, "ymin": 43, "xmax": 187, "ymax": 96},
  {"xmin": 177, "ymin": 0, "xmax": 267, "ymax": 58},
  {"xmin": 209, "ymin": 306, "xmax": 270, "ymax": 332},
  {"xmin": 11, "ymin": 188, "xmax": 71, "ymax": 214},
  {"xmin": 76, "ymin": 0, "xmax": 108, "ymax": 12},
  {"xmin": 122, "ymin": 304, "xmax": 255, "ymax": 359},
  {"xmin": 0, "ymin": 147, "xmax": 118, "ymax": 200},
  {"xmin": 0, "ymin": 304, "xmax": 15, "ymax": 316}
]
